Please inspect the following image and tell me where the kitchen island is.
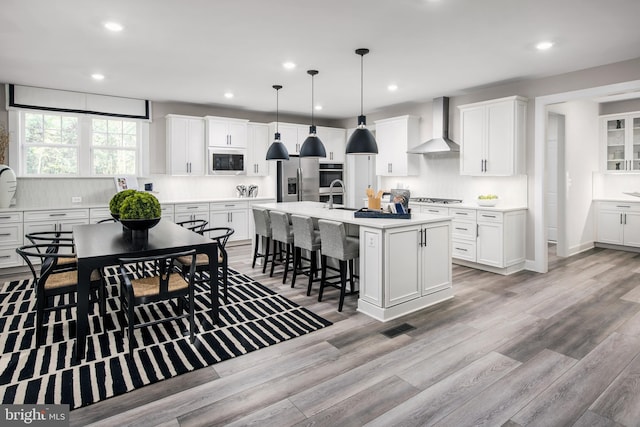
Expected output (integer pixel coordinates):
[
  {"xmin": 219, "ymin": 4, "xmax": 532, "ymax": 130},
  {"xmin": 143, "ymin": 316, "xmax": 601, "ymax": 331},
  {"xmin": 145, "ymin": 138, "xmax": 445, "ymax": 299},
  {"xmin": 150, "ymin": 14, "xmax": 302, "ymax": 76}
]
[{"xmin": 253, "ymin": 201, "xmax": 454, "ymax": 321}]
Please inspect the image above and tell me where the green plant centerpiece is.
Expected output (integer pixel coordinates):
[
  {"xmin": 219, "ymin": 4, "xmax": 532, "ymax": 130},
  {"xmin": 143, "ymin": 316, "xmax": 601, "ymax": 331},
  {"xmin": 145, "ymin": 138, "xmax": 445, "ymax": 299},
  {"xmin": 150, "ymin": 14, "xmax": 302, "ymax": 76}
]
[
  {"xmin": 119, "ymin": 191, "xmax": 161, "ymax": 220},
  {"xmin": 115, "ymin": 191, "xmax": 162, "ymax": 241},
  {"xmin": 109, "ymin": 189, "xmax": 137, "ymax": 219}
]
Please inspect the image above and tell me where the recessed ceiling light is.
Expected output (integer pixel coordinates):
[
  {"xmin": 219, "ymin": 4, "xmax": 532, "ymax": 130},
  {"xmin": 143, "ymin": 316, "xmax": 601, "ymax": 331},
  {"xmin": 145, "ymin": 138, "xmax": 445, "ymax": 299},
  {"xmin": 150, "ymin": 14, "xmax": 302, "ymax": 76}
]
[
  {"xmin": 536, "ymin": 41, "xmax": 554, "ymax": 50},
  {"xmin": 314, "ymin": 105, "xmax": 323, "ymax": 111},
  {"xmin": 388, "ymin": 84, "xmax": 398, "ymax": 92},
  {"xmin": 224, "ymin": 92, "xmax": 234, "ymax": 99},
  {"xmin": 91, "ymin": 73, "xmax": 105, "ymax": 80},
  {"xmin": 104, "ymin": 22, "xmax": 123, "ymax": 32},
  {"xmin": 283, "ymin": 62, "xmax": 296, "ymax": 70}
]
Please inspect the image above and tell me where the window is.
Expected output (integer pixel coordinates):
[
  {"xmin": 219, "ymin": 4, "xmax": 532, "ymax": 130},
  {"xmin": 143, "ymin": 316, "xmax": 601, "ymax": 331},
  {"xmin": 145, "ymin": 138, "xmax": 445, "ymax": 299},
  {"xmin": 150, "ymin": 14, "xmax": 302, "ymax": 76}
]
[
  {"xmin": 91, "ymin": 118, "xmax": 137, "ymax": 175},
  {"xmin": 14, "ymin": 110, "xmax": 146, "ymax": 177},
  {"xmin": 23, "ymin": 112, "xmax": 79, "ymax": 175}
]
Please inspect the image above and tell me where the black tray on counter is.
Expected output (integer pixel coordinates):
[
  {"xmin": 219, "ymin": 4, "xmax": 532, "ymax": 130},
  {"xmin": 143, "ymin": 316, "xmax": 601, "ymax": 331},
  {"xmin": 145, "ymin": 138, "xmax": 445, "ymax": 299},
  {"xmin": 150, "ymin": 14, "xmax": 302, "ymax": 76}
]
[{"xmin": 353, "ymin": 208, "xmax": 411, "ymax": 219}]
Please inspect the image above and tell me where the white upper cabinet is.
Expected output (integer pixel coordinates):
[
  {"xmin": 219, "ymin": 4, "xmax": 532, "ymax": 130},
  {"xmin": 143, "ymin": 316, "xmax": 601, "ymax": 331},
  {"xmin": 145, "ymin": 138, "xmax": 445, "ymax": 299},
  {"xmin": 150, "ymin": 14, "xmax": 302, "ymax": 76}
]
[
  {"xmin": 269, "ymin": 122, "xmax": 308, "ymax": 155},
  {"xmin": 166, "ymin": 114, "xmax": 206, "ymax": 176},
  {"xmin": 374, "ymin": 115, "xmax": 420, "ymax": 176},
  {"xmin": 316, "ymin": 126, "xmax": 346, "ymax": 163},
  {"xmin": 205, "ymin": 116, "xmax": 248, "ymax": 148},
  {"xmin": 458, "ymin": 96, "xmax": 527, "ymax": 176},
  {"xmin": 246, "ymin": 123, "xmax": 270, "ymax": 176},
  {"xmin": 600, "ymin": 113, "xmax": 640, "ymax": 172}
]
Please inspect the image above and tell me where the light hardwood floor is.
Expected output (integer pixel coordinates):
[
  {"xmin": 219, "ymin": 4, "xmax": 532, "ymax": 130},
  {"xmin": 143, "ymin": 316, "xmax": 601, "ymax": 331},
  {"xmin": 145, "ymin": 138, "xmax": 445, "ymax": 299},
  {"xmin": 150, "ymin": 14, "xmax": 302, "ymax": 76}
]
[{"xmin": 7, "ymin": 243, "xmax": 640, "ymax": 426}]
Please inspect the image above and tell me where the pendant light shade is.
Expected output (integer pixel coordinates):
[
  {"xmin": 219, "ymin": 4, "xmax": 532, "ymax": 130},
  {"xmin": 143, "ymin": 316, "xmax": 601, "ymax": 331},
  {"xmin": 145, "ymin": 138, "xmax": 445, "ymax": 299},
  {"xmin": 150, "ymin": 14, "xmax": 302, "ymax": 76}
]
[
  {"xmin": 346, "ymin": 48, "xmax": 378, "ymax": 155},
  {"xmin": 299, "ymin": 70, "xmax": 326, "ymax": 158},
  {"xmin": 266, "ymin": 85, "xmax": 289, "ymax": 161}
]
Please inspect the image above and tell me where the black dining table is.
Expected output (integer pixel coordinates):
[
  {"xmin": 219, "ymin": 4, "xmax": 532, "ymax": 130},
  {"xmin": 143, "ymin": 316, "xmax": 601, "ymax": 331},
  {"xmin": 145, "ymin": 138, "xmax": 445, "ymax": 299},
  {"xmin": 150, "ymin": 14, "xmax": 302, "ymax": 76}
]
[{"xmin": 72, "ymin": 220, "xmax": 219, "ymax": 361}]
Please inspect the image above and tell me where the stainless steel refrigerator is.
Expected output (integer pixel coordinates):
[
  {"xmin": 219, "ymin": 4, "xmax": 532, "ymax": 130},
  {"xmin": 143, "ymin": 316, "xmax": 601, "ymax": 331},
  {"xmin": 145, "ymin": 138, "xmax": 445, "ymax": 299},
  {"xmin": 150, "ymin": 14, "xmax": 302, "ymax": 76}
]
[{"xmin": 277, "ymin": 155, "xmax": 319, "ymax": 202}]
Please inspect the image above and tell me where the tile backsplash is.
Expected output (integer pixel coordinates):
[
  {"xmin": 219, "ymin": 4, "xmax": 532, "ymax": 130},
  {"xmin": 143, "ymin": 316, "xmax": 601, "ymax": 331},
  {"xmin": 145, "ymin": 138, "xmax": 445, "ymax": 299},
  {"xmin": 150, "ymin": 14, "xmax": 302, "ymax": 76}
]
[{"xmin": 14, "ymin": 175, "xmax": 275, "ymax": 209}]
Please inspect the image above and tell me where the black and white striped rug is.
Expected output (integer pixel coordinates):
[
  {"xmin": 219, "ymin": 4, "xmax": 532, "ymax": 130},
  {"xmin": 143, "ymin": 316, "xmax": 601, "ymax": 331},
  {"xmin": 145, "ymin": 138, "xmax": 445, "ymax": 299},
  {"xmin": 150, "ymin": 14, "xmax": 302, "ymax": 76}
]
[{"xmin": 0, "ymin": 265, "xmax": 332, "ymax": 409}]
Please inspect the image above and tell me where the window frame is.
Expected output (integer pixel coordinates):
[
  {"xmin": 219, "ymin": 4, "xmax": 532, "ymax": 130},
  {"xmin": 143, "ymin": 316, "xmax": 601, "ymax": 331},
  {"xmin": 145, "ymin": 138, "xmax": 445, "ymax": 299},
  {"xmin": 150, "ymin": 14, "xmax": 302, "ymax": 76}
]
[{"xmin": 9, "ymin": 109, "xmax": 149, "ymax": 178}]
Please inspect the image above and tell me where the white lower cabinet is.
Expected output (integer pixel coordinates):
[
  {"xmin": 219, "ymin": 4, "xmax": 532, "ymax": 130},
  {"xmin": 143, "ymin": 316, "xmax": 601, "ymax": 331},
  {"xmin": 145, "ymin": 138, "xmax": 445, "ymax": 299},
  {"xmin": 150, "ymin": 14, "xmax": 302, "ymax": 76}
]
[
  {"xmin": 89, "ymin": 207, "xmax": 112, "ymax": 223},
  {"xmin": 23, "ymin": 209, "xmax": 90, "ymax": 264},
  {"xmin": 173, "ymin": 203, "xmax": 209, "ymax": 227},
  {"xmin": 23, "ymin": 209, "xmax": 90, "ymax": 236},
  {"xmin": 160, "ymin": 204, "xmax": 174, "ymax": 222},
  {"xmin": 0, "ymin": 211, "xmax": 24, "ymax": 268},
  {"xmin": 384, "ymin": 222, "xmax": 452, "ymax": 307},
  {"xmin": 595, "ymin": 201, "xmax": 640, "ymax": 247},
  {"xmin": 210, "ymin": 201, "xmax": 249, "ymax": 241},
  {"xmin": 450, "ymin": 207, "xmax": 526, "ymax": 274}
]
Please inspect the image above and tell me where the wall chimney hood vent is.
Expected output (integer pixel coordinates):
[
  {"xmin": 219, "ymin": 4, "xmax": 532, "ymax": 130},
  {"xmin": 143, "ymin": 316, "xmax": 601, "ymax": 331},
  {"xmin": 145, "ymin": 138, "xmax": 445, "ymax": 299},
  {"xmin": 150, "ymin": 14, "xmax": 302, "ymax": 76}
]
[{"xmin": 407, "ymin": 96, "xmax": 459, "ymax": 155}]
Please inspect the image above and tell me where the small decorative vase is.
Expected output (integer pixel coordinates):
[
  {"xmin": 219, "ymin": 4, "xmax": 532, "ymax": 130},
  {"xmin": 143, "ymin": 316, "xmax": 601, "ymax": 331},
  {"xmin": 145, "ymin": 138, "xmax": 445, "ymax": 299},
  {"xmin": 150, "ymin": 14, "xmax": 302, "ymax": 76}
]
[{"xmin": 0, "ymin": 165, "xmax": 17, "ymax": 208}]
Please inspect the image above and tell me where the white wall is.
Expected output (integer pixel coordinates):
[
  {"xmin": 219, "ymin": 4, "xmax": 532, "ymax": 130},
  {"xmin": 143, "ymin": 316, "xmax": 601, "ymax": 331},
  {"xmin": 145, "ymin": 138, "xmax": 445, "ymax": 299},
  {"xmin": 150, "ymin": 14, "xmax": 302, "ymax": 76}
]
[{"xmin": 547, "ymin": 100, "xmax": 600, "ymax": 255}]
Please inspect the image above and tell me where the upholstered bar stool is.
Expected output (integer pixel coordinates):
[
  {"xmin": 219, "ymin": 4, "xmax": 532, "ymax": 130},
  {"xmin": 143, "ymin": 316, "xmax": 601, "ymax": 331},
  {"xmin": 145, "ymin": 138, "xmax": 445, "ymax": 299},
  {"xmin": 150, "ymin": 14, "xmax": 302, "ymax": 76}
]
[
  {"xmin": 290, "ymin": 214, "xmax": 322, "ymax": 295},
  {"xmin": 317, "ymin": 219, "xmax": 359, "ymax": 312},
  {"xmin": 251, "ymin": 208, "xmax": 272, "ymax": 273},
  {"xmin": 269, "ymin": 211, "xmax": 294, "ymax": 283}
]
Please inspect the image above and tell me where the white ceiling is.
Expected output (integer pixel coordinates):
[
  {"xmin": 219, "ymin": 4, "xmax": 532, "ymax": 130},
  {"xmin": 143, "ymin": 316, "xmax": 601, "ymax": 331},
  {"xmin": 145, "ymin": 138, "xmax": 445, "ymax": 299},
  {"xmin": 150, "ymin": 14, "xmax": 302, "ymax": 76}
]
[{"xmin": 1, "ymin": 0, "xmax": 639, "ymax": 119}]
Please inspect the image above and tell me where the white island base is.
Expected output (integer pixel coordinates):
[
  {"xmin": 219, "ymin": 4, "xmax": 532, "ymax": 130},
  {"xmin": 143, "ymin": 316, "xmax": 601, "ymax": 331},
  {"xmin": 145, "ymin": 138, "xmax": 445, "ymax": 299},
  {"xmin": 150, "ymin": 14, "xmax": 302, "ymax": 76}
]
[{"xmin": 254, "ymin": 202, "xmax": 454, "ymax": 322}]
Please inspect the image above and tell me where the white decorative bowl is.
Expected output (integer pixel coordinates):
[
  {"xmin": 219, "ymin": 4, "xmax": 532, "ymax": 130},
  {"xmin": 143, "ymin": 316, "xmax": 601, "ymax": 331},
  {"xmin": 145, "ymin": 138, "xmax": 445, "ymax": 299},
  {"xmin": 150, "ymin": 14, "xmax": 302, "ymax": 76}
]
[{"xmin": 477, "ymin": 198, "xmax": 498, "ymax": 207}]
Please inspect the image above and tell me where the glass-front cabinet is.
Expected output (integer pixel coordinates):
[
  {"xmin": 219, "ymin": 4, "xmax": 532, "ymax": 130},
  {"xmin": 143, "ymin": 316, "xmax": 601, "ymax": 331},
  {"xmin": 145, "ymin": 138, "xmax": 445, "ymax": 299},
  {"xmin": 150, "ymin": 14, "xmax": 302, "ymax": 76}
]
[{"xmin": 601, "ymin": 113, "xmax": 640, "ymax": 172}]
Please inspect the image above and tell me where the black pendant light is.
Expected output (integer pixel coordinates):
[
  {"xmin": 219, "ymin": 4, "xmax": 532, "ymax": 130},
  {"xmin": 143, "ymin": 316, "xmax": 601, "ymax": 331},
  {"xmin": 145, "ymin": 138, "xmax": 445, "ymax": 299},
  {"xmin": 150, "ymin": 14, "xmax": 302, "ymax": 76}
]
[
  {"xmin": 299, "ymin": 70, "xmax": 326, "ymax": 158},
  {"xmin": 265, "ymin": 85, "xmax": 290, "ymax": 160},
  {"xmin": 346, "ymin": 48, "xmax": 378, "ymax": 155}
]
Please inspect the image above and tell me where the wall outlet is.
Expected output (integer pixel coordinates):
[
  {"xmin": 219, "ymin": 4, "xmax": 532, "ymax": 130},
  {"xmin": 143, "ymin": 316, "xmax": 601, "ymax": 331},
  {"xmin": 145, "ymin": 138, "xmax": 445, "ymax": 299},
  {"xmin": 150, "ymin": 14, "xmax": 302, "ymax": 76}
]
[{"xmin": 71, "ymin": 196, "xmax": 82, "ymax": 203}]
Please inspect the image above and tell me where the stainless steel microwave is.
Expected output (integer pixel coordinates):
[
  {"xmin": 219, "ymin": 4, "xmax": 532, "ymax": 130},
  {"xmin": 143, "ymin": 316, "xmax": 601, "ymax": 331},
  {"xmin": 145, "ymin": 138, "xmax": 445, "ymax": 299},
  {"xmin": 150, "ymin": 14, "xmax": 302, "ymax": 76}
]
[{"xmin": 209, "ymin": 148, "xmax": 246, "ymax": 175}]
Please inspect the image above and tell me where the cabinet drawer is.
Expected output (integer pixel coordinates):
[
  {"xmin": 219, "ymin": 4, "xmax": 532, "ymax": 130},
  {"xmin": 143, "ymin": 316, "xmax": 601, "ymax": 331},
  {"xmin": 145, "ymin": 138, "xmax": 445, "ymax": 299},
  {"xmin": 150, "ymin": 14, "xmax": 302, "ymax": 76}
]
[
  {"xmin": 450, "ymin": 208, "xmax": 476, "ymax": 219},
  {"xmin": 419, "ymin": 205, "xmax": 449, "ymax": 215},
  {"xmin": 452, "ymin": 239, "xmax": 476, "ymax": 261},
  {"xmin": 477, "ymin": 211, "xmax": 503, "ymax": 223},
  {"xmin": 452, "ymin": 220, "xmax": 476, "ymax": 240},
  {"xmin": 0, "ymin": 247, "xmax": 22, "ymax": 268},
  {"xmin": 210, "ymin": 201, "xmax": 249, "ymax": 211},
  {"xmin": 174, "ymin": 203, "xmax": 209, "ymax": 213},
  {"xmin": 0, "ymin": 223, "xmax": 24, "ymax": 246},
  {"xmin": 598, "ymin": 201, "xmax": 640, "ymax": 212},
  {"xmin": 0, "ymin": 212, "xmax": 23, "ymax": 223},
  {"xmin": 24, "ymin": 209, "xmax": 89, "ymax": 222}
]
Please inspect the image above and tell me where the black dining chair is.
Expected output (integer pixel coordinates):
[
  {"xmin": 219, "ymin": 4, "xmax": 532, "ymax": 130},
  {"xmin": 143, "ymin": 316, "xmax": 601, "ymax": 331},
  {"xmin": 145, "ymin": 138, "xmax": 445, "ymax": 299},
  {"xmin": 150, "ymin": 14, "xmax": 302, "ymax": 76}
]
[
  {"xmin": 117, "ymin": 249, "xmax": 197, "ymax": 356},
  {"xmin": 174, "ymin": 227, "xmax": 235, "ymax": 304},
  {"xmin": 25, "ymin": 231, "xmax": 77, "ymax": 271},
  {"xmin": 16, "ymin": 243, "xmax": 107, "ymax": 347},
  {"xmin": 176, "ymin": 219, "xmax": 208, "ymax": 235}
]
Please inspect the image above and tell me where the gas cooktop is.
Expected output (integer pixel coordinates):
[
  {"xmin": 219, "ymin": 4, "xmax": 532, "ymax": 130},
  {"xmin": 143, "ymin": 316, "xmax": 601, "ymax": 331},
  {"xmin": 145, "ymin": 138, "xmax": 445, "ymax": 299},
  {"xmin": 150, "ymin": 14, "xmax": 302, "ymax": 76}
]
[{"xmin": 411, "ymin": 197, "xmax": 463, "ymax": 204}]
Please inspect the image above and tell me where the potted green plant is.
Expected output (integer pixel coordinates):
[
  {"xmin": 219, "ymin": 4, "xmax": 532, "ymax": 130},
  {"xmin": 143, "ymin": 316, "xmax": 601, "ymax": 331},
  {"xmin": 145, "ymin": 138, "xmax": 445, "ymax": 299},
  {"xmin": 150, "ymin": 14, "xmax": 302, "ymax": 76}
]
[
  {"xmin": 109, "ymin": 189, "xmax": 137, "ymax": 219},
  {"xmin": 118, "ymin": 192, "xmax": 161, "ymax": 229}
]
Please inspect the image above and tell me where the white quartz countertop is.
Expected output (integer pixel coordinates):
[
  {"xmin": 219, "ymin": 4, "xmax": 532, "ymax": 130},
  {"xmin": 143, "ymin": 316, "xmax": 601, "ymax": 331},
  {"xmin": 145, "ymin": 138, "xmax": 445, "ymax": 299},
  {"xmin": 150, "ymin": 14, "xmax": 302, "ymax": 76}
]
[
  {"xmin": 254, "ymin": 201, "xmax": 452, "ymax": 229},
  {"xmin": 410, "ymin": 201, "xmax": 528, "ymax": 212},
  {"xmin": 0, "ymin": 196, "xmax": 276, "ymax": 212}
]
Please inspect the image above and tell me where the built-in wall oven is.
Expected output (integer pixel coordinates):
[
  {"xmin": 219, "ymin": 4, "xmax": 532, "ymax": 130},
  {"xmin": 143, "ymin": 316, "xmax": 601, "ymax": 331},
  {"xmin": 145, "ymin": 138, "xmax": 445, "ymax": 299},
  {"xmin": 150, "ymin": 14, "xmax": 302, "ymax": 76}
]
[{"xmin": 319, "ymin": 163, "xmax": 344, "ymax": 204}]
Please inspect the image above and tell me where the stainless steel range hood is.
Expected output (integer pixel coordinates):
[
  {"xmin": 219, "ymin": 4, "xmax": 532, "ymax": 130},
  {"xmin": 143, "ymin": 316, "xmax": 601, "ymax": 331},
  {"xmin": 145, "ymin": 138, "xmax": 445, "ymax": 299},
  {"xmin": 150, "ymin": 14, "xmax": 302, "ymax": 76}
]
[{"xmin": 407, "ymin": 96, "xmax": 459, "ymax": 154}]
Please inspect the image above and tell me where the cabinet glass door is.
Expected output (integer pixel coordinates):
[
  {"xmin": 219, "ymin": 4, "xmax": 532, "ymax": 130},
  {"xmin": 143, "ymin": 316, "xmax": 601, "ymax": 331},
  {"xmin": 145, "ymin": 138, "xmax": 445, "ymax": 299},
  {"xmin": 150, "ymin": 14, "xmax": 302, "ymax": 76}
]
[
  {"xmin": 633, "ymin": 117, "xmax": 640, "ymax": 171},
  {"xmin": 606, "ymin": 118, "xmax": 626, "ymax": 171}
]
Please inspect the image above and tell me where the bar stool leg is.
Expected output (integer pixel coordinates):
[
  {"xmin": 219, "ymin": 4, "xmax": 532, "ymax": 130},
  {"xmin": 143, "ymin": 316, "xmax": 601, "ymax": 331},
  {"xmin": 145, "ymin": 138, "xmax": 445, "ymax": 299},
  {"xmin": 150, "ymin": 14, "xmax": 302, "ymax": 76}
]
[
  {"xmin": 292, "ymin": 246, "xmax": 301, "ymax": 288},
  {"xmin": 282, "ymin": 243, "xmax": 291, "ymax": 284},
  {"xmin": 307, "ymin": 250, "xmax": 317, "ymax": 296},
  {"xmin": 318, "ymin": 255, "xmax": 328, "ymax": 302},
  {"xmin": 338, "ymin": 260, "xmax": 348, "ymax": 312},
  {"xmin": 349, "ymin": 259, "xmax": 355, "ymax": 293},
  {"xmin": 270, "ymin": 239, "xmax": 278, "ymax": 277},
  {"xmin": 262, "ymin": 237, "xmax": 271, "ymax": 274},
  {"xmin": 252, "ymin": 233, "xmax": 259, "ymax": 268}
]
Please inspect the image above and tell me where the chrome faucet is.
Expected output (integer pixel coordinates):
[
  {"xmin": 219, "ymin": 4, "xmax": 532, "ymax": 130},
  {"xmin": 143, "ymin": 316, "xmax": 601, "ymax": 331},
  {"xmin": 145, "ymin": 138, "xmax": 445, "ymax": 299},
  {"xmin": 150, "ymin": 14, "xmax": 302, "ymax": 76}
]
[{"xmin": 326, "ymin": 179, "xmax": 344, "ymax": 209}]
